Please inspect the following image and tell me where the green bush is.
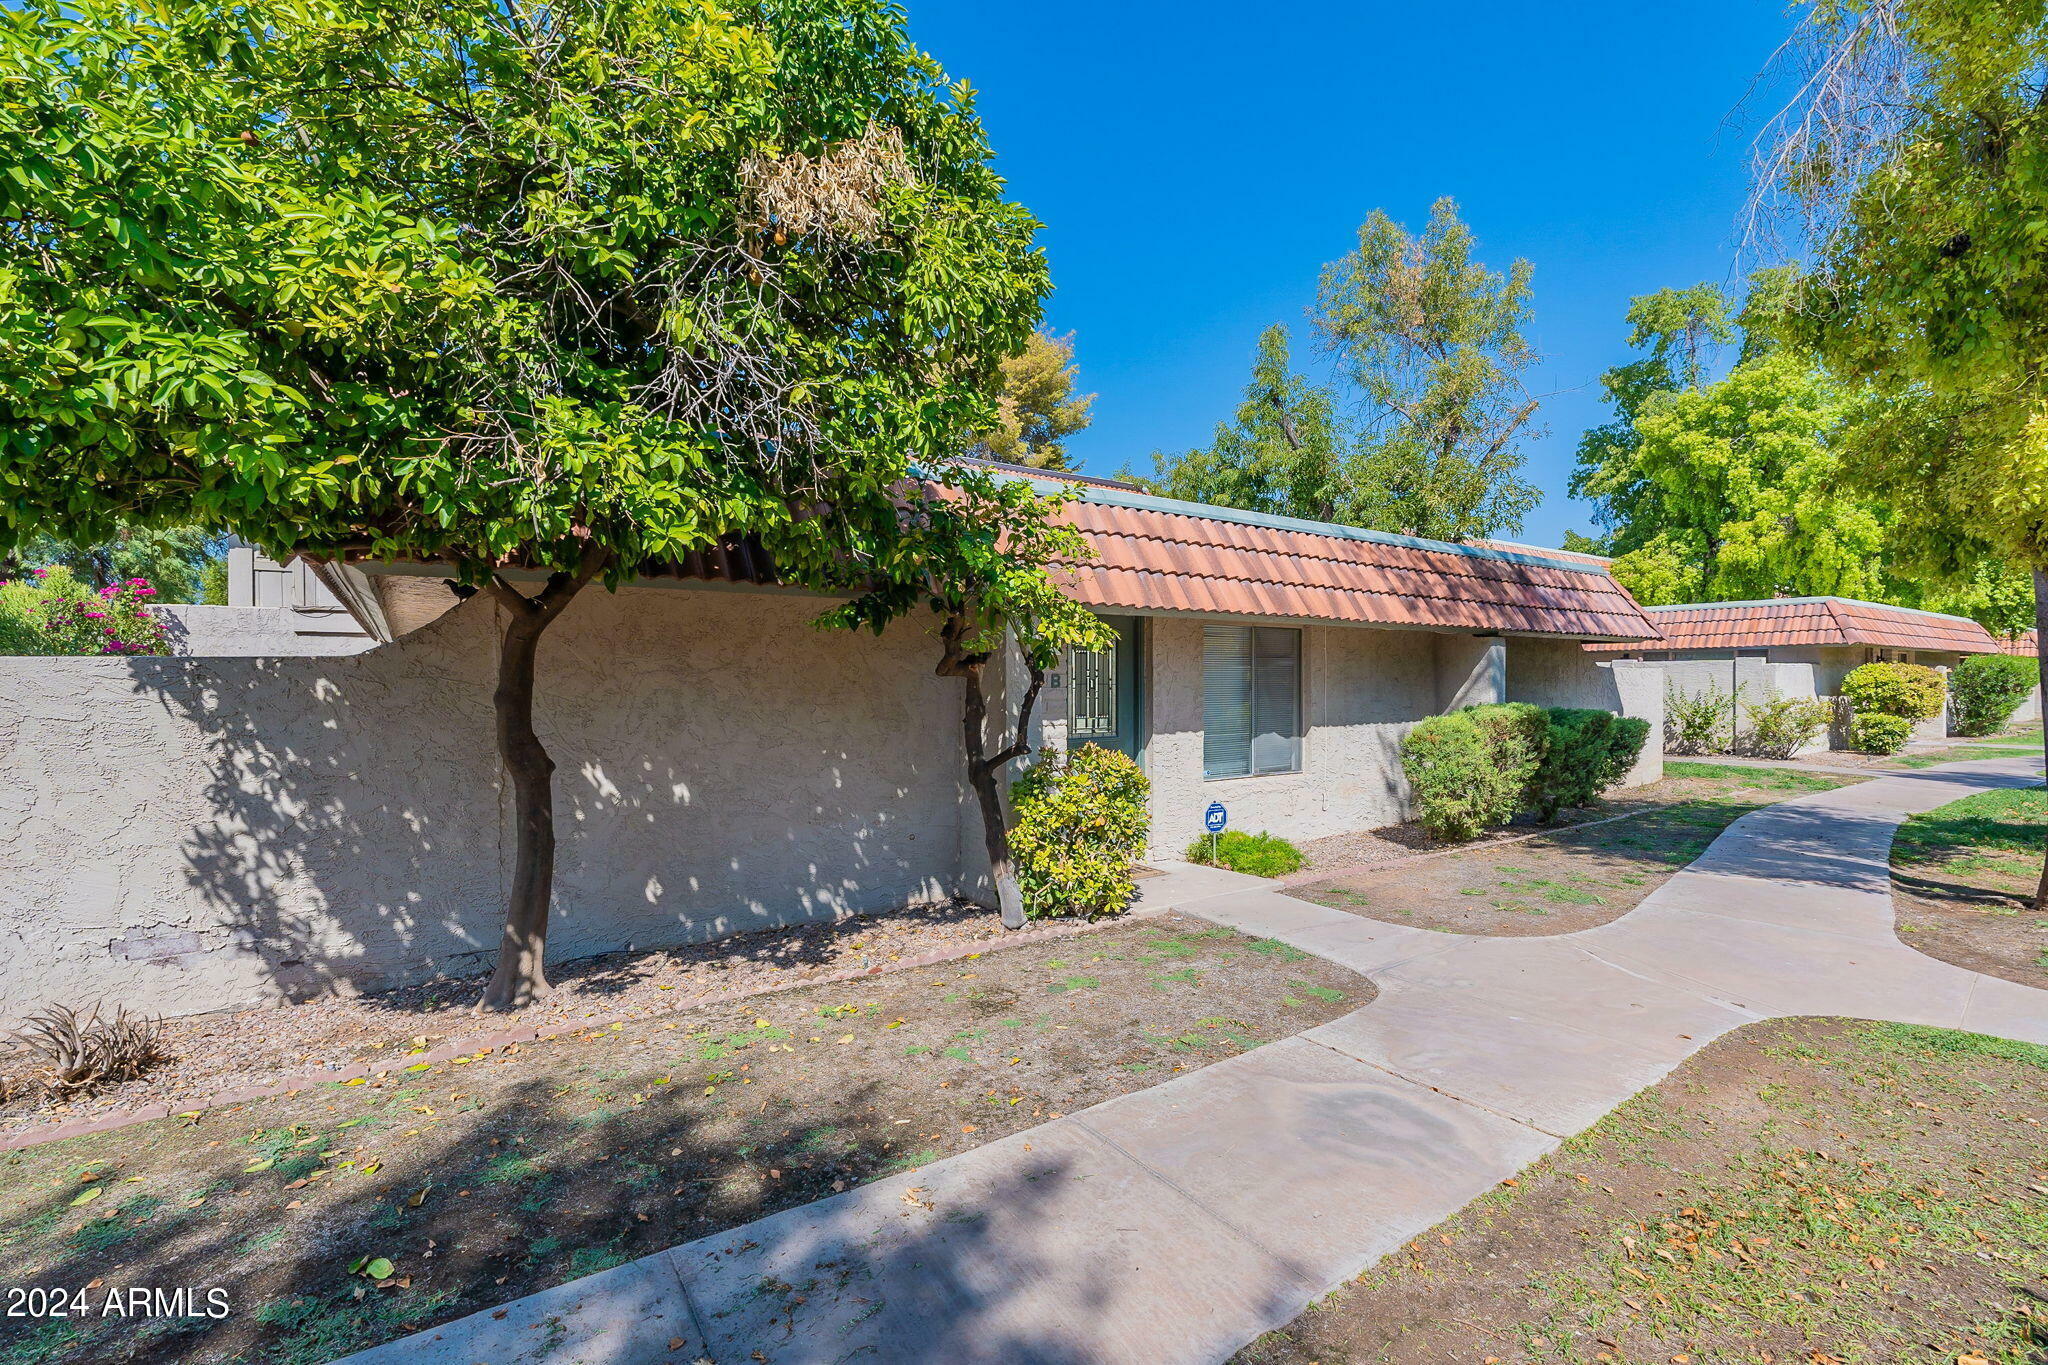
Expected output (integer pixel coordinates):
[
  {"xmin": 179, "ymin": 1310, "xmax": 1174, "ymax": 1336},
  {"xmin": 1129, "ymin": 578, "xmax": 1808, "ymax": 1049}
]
[
  {"xmin": 1527, "ymin": 708, "xmax": 1650, "ymax": 822},
  {"xmin": 1666, "ymin": 682, "xmax": 1741, "ymax": 755},
  {"xmin": 1008, "ymin": 743, "xmax": 1151, "ymax": 920},
  {"xmin": 1184, "ymin": 829, "xmax": 1304, "ymax": 877},
  {"xmin": 1400, "ymin": 702, "xmax": 1547, "ymax": 841},
  {"xmin": 1841, "ymin": 662, "xmax": 1946, "ymax": 723},
  {"xmin": 1739, "ymin": 695, "xmax": 1836, "ymax": 759},
  {"xmin": 0, "ymin": 566, "xmax": 171, "ymax": 656},
  {"xmin": 1949, "ymin": 654, "xmax": 2036, "ymax": 736},
  {"xmin": 1849, "ymin": 712, "xmax": 1915, "ymax": 755}
]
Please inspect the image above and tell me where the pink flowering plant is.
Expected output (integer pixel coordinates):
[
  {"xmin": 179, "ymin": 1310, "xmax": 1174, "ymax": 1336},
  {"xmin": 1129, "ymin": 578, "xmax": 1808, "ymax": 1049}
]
[{"xmin": 0, "ymin": 566, "xmax": 171, "ymax": 656}]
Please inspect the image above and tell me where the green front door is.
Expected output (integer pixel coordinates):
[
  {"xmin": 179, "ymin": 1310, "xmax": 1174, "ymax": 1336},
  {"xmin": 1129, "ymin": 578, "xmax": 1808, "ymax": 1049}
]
[{"xmin": 1066, "ymin": 616, "xmax": 1140, "ymax": 759}]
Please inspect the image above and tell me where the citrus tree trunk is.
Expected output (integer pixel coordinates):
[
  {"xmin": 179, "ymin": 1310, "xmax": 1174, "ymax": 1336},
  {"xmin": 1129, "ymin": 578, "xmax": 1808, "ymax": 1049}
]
[
  {"xmin": 944, "ymin": 617, "xmax": 1048, "ymax": 932},
  {"xmin": 2033, "ymin": 568, "xmax": 2048, "ymax": 914},
  {"xmin": 960, "ymin": 662, "xmax": 1026, "ymax": 930},
  {"xmin": 476, "ymin": 559, "xmax": 605, "ymax": 1012}
]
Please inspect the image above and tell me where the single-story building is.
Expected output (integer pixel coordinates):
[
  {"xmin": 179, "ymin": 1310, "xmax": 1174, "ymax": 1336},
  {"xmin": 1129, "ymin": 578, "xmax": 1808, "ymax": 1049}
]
[
  {"xmin": 1, "ymin": 471, "xmax": 1663, "ymax": 1025},
  {"xmin": 1586, "ymin": 595, "xmax": 2014, "ymax": 747}
]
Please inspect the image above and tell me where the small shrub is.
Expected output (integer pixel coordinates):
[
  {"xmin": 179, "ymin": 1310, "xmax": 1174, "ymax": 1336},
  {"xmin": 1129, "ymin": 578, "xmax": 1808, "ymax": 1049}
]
[
  {"xmin": 0, "ymin": 566, "xmax": 171, "ymax": 656},
  {"xmin": 1008, "ymin": 743, "xmax": 1150, "ymax": 919},
  {"xmin": 1185, "ymin": 829, "xmax": 1304, "ymax": 877},
  {"xmin": 1739, "ymin": 695, "xmax": 1835, "ymax": 759},
  {"xmin": 1841, "ymin": 662, "xmax": 1946, "ymax": 723},
  {"xmin": 1665, "ymin": 682, "xmax": 1742, "ymax": 755},
  {"xmin": 1950, "ymin": 654, "xmax": 2037, "ymax": 736},
  {"xmin": 6, "ymin": 1003, "xmax": 170, "ymax": 1097},
  {"xmin": 1400, "ymin": 702, "xmax": 1547, "ymax": 841},
  {"xmin": 1527, "ymin": 708, "xmax": 1650, "ymax": 821},
  {"xmin": 1849, "ymin": 712, "xmax": 1915, "ymax": 755}
]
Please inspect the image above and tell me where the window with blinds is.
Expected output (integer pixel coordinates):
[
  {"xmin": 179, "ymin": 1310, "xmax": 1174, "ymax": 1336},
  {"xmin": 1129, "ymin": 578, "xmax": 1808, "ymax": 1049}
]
[{"xmin": 1202, "ymin": 625, "xmax": 1302, "ymax": 779}]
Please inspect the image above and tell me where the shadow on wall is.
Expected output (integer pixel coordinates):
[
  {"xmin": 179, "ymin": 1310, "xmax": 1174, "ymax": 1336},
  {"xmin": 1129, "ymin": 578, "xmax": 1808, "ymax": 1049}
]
[{"xmin": 2, "ymin": 585, "xmax": 970, "ymax": 1023}]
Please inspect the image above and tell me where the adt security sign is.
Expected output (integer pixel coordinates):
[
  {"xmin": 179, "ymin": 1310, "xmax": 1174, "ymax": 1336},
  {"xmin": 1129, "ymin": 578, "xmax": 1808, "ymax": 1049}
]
[{"xmin": 1203, "ymin": 801, "xmax": 1228, "ymax": 835}]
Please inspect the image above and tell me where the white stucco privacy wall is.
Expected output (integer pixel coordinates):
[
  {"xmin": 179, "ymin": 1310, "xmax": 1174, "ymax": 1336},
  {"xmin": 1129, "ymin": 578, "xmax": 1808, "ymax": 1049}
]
[{"xmin": 0, "ymin": 585, "xmax": 971, "ymax": 1027}]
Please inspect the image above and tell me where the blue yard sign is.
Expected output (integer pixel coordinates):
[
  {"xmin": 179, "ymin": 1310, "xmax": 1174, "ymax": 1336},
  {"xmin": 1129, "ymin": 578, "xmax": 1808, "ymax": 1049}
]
[{"xmin": 1203, "ymin": 801, "xmax": 1228, "ymax": 834}]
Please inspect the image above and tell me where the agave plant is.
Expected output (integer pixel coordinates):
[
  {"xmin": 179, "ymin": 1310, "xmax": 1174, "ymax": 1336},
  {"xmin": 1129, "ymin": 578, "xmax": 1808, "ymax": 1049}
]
[{"xmin": 6, "ymin": 1003, "xmax": 170, "ymax": 1096}]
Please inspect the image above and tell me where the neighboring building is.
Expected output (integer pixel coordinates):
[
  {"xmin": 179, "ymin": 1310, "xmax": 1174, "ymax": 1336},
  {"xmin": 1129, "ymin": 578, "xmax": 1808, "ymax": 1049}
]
[
  {"xmin": 153, "ymin": 547, "xmax": 376, "ymax": 657},
  {"xmin": 1587, "ymin": 596, "xmax": 2009, "ymax": 747},
  {"xmin": 2, "ymin": 480, "xmax": 1663, "ymax": 1025},
  {"xmin": 329, "ymin": 479, "xmax": 1668, "ymax": 859}
]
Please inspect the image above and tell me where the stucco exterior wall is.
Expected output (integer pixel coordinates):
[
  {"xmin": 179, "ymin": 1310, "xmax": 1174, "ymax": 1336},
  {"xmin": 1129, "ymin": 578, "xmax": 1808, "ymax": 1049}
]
[
  {"xmin": 154, "ymin": 604, "xmax": 376, "ymax": 658},
  {"xmin": 1141, "ymin": 619, "xmax": 1445, "ymax": 855},
  {"xmin": 0, "ymin": 585, "xmax": 969, "ymax": 1027},
  {"xmin": 1504, "ymin": 639, "xmax": 1665, "ymax": 786}
]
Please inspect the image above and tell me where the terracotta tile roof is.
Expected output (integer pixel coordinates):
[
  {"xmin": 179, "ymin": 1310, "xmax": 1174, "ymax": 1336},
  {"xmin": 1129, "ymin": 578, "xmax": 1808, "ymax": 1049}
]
[
  {"xmin": 1996, "ymin": 629, "xmax": 2039, "ymax": 657},
  {"xmin": 1053, "ymin": 490, "xmax": 1661, "ymax": 640},
  {"xmin": 1466, "ymin": 538, "xmax": 1614, "ymax": 568},
  {"xmin": 1583, "ymin": 597, "xmax": 1999, "ymax": 655}
]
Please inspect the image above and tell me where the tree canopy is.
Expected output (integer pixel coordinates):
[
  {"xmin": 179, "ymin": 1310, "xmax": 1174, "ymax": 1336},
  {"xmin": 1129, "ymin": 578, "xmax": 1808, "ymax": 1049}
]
[
  {"xmin": 1135, "ymin": 199, "xmax": 1541, "ymax": 541},
  {"xmin": 0, "ymin": 0, "xmax": 1047, "ymax": 588},
  {"xmin": 0, "ymin": 0, "xmax": 1052, "ymax": 1005},
  {"xmin": 971, "ymin": 329, "xmax": 1094, "ymax": 471},
  {"xmin": 1569, "ymin": 269, "xmax": 2030, "ymax": 626}
]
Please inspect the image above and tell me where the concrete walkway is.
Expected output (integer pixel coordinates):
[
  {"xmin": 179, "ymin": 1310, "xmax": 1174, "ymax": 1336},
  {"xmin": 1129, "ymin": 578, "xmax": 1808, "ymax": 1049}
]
[{"xmin": 335, "ymin": 758, "xmax": 2048, "ymax": 1365}]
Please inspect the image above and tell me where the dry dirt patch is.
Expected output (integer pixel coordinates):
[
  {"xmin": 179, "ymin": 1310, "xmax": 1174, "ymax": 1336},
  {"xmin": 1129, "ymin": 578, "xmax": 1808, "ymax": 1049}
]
[
  {"xmin": 0, "ymin": 913, "xmax": 1363, "ymax": 1365},
  {"xmin": 1290, "ymin": 764, "xmax": 1866, "ymax": 937},
  {"xmin": 0, "ymin": 899, "xmax": 1051, "ymax": 1138},
  {"xmin": 1234, "ymin": 1017, "xmax": 2048, "ymax": 1365},
  {"xmin": 1891, "ymin": 784, "xmax": 2048, "ymax": 990}
]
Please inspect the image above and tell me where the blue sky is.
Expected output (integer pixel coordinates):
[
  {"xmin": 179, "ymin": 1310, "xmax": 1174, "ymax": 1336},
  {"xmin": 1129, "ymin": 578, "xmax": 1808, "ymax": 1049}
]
[{"xmin": 908, "ymin": 0, "xmax": 1798, "ymax": 549}]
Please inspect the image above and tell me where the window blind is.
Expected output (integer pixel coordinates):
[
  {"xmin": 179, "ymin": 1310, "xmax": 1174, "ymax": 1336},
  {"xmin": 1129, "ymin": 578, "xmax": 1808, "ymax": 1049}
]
[{"xmin": 1203, "ymin": 625, "xmax": 1300, "ymax": 778}]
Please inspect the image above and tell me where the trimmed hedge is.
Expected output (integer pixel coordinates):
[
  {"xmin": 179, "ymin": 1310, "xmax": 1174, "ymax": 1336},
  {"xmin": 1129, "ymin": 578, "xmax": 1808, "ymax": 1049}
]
[
  {"xmin": 1526, "ymin": 708, "xmax": 1652, "ymax": 822},
  {"xmin": 1009, "ymin": 743, "xmax": 1150, "ymax": 919},
  {"xmin": 1185, "ymin": 829, "xmax": 1304, "ymax": 877},
  {"xmin": 1403, "ymin": 702, "xmax": 1652, "ymax": 839},
  {"xmin": 1400, "ymin": 702, "xmax": 1548, "ymax": 841},
  {"xmin": 1950, "ymin": 653, "xmax": 2036, "ymax": 737},
  {"xmin": 1841, "ymin": 662, "xmax": 1946, "ymax": 723},
  {"xmin": 1849, "ymin": 712, "xmax": 1915, "ymax": 755}
]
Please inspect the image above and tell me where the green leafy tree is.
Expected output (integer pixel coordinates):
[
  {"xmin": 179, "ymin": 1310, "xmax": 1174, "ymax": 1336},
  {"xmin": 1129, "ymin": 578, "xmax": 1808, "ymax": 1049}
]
[
  {"xmin": 0, "ymin": 0, "xmax": 1047, "ymax": 1007},
  {"xmin": 1124, "ymin": 325, "xmax": 1353, "ymax": 521},
  {"xmin": 1312, "ymin": 197, "xmax": 1543, "ymax": 540},
  {"xmin": 1755, "ymin": 0, "xmax": 2048, "ymax": 901},
  {"xmin": 972, "ymin": 329, "xmax": 1094, "ymax": 471},
  {"xmin": 16, "ymin": 522, "xmax": 226, "ymax": 603},
  {"xmin": 819, "ymin": 466, "xmax": 1112, "ymax": 928},
  {"xmin": 1570, "ymin": 271, "xmax": 2031, "ymax": 622},
  {"xmin": 1135, "ymin": 200, "xmax": 1541, "ymax": 541}
]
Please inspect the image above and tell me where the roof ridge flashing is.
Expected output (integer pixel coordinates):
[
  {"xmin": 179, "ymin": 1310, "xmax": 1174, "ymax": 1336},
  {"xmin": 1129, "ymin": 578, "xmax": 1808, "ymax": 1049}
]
[
  {"xmin": 1069, "ymin": 484, "xmax": 1612, "ymax": 576},
  {"xmin": 1640, "ymin": 595, "xmax": 1988, "ymax": 630}
]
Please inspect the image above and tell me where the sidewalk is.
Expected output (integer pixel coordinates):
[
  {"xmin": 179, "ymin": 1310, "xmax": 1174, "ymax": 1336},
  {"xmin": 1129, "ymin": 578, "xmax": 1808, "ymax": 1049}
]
[{"xmin": 334, "ymin": 756, "xmax": 2048, "ymax": 1365}]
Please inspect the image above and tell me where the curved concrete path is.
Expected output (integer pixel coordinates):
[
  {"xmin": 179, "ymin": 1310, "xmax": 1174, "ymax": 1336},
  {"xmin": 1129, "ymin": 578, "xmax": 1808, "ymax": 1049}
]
[{"xmin": 335, "ymin": 758, "xmax": 2048, "ymax": 1365}]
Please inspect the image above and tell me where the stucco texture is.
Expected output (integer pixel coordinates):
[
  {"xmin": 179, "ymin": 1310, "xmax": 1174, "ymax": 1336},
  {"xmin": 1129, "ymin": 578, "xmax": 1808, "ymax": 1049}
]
[
  {"xmin": 1505, "ymin": 639, "xmax": 1665, "ymax": 786},
  {"xmin": 1140, "ymin": 619, "xmax": 1464, "ymax": 855},
  {"xmin": 0, "ymin": 586, "xmax": 968, "ymax": 1027}
]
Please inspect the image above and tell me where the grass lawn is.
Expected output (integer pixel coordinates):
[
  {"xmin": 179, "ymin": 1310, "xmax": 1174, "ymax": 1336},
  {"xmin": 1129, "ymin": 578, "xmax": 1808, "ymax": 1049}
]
[
  {"xmin": 1879, "ymin": 744, "xmax": 2045, "ymax": 771},
  {"xmin": 1233, "ymin": 1017, "xmax": 2048, "ymax": 1365},
  {"xmin": 1289, "ymin": 763, "xmax": 1865, "ymax": 936},
  {"xmin": 0, "ymin": 914, "xmax": 1364, "ymax": 1365},
  {"xmin": 1892, "ymin": 784, "xmax": 2048, "ymax": 988}
]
